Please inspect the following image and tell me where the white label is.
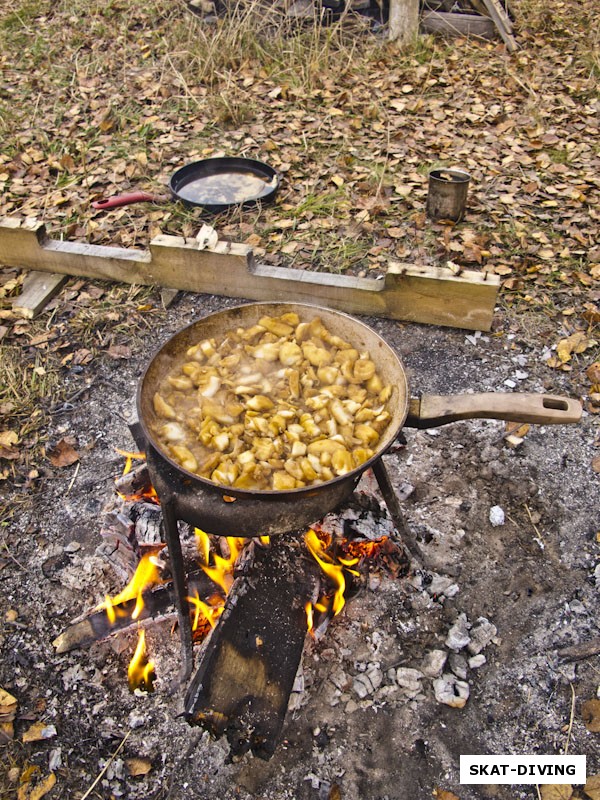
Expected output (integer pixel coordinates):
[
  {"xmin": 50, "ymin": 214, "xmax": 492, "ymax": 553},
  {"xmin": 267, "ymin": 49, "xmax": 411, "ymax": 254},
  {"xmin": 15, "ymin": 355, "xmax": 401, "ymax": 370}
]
[{"xmin": 460, "ymin": 755, "xmax": 586, "ymax": 784}]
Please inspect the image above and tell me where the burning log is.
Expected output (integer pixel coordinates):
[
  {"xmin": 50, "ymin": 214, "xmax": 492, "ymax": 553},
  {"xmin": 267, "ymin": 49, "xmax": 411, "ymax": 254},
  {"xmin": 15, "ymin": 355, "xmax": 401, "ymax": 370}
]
[
  {"xmin": 52, "ymin": 569, "xmax": 217, "ymax": 654},
  {"xmin": 114, "ymin": 462, "xmax": 153, "ymax": 498},
  {"xmin": 184, "ymin": 536, "xmax": 319, "ymax": 760}
]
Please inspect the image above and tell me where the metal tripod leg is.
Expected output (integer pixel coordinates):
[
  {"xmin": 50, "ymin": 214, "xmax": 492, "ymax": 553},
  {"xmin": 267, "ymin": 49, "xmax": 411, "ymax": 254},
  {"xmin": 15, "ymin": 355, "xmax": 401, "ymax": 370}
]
[
  {"xmin": 161, "ymin": 497, "xmax": 194, "ymax": 682},
  {"xmin": 371, "ymin": 458, "xmax": 424, "ymax": 566}
]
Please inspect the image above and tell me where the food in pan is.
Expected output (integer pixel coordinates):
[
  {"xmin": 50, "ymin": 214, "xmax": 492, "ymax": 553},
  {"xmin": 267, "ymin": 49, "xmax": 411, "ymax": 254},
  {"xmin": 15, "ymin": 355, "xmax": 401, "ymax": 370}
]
[{"xmin": 151, "ymin": 311, "xmax": 393, "ymax": 491}]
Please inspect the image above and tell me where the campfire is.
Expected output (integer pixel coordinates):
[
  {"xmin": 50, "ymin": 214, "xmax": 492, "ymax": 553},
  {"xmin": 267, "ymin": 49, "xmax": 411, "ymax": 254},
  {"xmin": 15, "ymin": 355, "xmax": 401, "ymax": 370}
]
[
  {"xmin": 51, "ymin": 301, "xmax": 580, "ymax": 760},
  {"xmin": 54, "ymin": 451, "xmax": 407, "ymax": 759}
]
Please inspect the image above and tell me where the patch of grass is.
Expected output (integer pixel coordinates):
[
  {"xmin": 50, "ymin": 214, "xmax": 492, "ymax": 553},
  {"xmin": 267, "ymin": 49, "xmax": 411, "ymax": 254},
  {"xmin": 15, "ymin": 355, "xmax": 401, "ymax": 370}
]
[{"xmin": 0, "ymin": 345, "xmax": 60, "ymax": 427}]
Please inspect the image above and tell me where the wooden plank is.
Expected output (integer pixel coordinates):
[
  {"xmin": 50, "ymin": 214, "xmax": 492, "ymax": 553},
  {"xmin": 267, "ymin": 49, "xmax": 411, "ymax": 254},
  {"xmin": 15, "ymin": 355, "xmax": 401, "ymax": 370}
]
[
  {"xmin": 420, "ymin": 11, "xmax": 497, "ymax": 39},
  {"xmin": 0, "ymin": 217, "xmax": 500, "ymax": 331},
  {"xmin": 12, "ymin": 270, "xmax": 68, "ymax": 318},
  {"xmin": 482, "ymin": 0, "xmax": 518, "ymax": 49},
  {"xmin": 184, "ymin": 537, "xmax": 317, "ymax": 759}
]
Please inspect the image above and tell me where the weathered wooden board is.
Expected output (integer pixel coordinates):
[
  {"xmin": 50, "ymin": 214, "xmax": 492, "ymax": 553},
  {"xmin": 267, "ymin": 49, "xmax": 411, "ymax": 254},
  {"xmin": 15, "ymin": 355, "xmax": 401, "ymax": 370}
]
[
  {"xmin": 184, "ymin": 537, "xmax": 317, "ymax": 759},
  {"xmin": 0, "ymin": 217, "xmax": 500, "ymax": 331},
  {"xmin": 481, "ymin": 0, "xmax": 518, "ymax": 49},
  {"xmin": 421, "ymin": 10, "xmax": 497, "ymax": 39},
  {"xmin": 12, "ymin": 270, "xmax": 68, "ymax": 318}
]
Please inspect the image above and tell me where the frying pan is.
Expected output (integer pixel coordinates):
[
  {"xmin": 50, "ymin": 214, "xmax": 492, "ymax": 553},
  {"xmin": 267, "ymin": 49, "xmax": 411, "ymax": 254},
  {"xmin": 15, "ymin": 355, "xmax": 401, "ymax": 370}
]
[
  {"xmin": 92, "ymin": 157, "xmax": 279, "ymax": 214},
  {"xmin": 137, "ymin": 303, "xmax": 582, "ymax": 537}
]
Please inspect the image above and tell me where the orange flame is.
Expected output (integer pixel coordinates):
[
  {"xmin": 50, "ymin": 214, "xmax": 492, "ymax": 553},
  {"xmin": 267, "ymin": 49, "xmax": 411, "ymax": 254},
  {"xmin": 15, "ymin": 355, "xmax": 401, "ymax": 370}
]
[
  {"xmin": 305, "ymin": 528, "xmax": 358, "ymax": 620},
  {"xmin": 187, "ymin": 533, "xmax": 247, "ymax": 638},
  {"xmin": 99, "ymin": 553, "xmax": 162, "ymax": 624},
  {"xmin": 114, "ymin": 448, "xmax": 158, "ymax": 503},
  {"xmin": 305, "ymin": 601, "xmax": 314, "ymax": 634},
  {"xmin": 199, "ymin": 536, "xmax": 245, "ymax": 595},
  {"xmin": 128, "ymin": 629, "xmax": 155, "ymax": 692},
  {"xmin": 194, "ymin": 528, "xmax": 211, "ymax": 566},
  {"xmin": 187, "ymin": 590, "xmax": 224, "ymax": 631}
]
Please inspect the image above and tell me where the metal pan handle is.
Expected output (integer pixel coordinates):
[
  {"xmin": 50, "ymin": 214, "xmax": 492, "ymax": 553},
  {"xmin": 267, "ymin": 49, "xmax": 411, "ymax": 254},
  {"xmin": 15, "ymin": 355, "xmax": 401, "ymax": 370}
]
[
  {"xmin": 92, "ymin": 191, "xmax": 166, "ymax": 210},
  {"xmin": 405, "ymin": 393, "xmax": 582, "ymax": 429}
]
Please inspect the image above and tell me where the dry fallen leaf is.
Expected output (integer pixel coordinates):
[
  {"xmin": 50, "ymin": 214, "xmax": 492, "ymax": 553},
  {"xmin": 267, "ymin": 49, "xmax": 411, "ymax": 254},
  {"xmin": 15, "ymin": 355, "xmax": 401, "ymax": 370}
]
[
  {"xmin": 17, "ymin": 770, "xmax": 56, "ymax": 800},
  {"xmin": 433, "ymin": 790, "xmax": 461, "ymax": 800},
  {"xmin": 582, "ymin": 699, "xmax": 600, "ymax": 731},
  {"xmin": 22, "ymin": 722, "xmax": 57, "ymax": 743},
  {"xmin": 556, "ymin": 332, "xmax": 597, "ymax": 364},
  {"xmin": 587, "ymin": 362, "xmax": 600, "ymax": 385},
  {"xmin": 0, "ymin": 721, "xmax": 14, "ymax": 741},
  {"xmin": 0, "ymin": 431, "xmax": 19, "ymax": 448},
  {"xmin": 107, "ymin": 344, "xmax": 132, "ymax": 360},
  {"xmin": 540, "ymin": 786, "xmax": 573, "ymax": 800},
  {"xmin": 47, "ymin": 438, "xmax": 79, "ymax": 468},
  {"xmin": 0, "ymin": 687, "xmax": 18, "ymax": 712},
  {"xmin": 125, "ymin": 757, "xmax": 152, "ymax": 777},
  {"xmin": 584, "ymin": 775, "xmax": 600, "ymax": 800}
]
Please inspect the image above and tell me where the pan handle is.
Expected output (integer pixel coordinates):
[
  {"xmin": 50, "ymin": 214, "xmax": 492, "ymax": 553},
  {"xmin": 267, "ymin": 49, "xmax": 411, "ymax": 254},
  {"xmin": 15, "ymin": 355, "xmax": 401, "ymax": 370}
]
[
  {"xmin": 92, "ymin": 191, "xmax": 166, "ymax": 210},
  {"xmin": 405, "ymin": 393, "xmax": 582, "ymax": 429}
]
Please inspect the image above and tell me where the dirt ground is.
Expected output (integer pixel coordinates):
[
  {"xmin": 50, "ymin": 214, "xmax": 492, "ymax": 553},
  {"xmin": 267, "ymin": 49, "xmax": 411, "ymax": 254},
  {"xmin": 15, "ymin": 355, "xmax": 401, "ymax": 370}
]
[{"xmin": 1, "ymin": 292, "xmax": 598, "ymax": 800}]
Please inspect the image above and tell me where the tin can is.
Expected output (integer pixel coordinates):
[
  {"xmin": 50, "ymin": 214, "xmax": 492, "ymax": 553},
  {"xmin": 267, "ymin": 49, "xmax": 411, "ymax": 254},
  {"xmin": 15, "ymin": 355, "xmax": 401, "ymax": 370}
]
[{"xmin": 426, "ymin": 168, "xmax": 471, "ymax": 222}]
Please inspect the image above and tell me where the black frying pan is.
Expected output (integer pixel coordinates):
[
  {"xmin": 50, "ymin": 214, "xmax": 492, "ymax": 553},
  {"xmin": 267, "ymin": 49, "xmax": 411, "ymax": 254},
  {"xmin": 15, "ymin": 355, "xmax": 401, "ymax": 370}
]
[
  {"xmin": 137, "ymin": 302, "xmax": 582, "ymax": 538},
  {"xmin": 91, "ymin": 157, "xmax": 279, "ymax": 213}
]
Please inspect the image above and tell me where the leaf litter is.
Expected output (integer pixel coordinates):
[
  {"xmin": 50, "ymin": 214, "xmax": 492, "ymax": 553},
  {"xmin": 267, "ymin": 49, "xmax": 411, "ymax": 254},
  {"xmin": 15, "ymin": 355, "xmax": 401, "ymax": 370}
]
[{"xmin": 0, "ymin": 2, "xmax": 599, "ymax": 799}]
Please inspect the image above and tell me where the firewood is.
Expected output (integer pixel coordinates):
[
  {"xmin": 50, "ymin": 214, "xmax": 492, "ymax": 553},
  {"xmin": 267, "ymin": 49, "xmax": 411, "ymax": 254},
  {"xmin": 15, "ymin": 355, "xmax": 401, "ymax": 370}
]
[
  {"xmin": 52, "ymin": 570, "xmax": 216, "ymax": 653},
  {"xmin": 184, "ymin": 536, "xmax": 319, "ymax": 759},
  {"xmin": 114, "ymin": 463, "xmax": 153, "ymax": 497}
]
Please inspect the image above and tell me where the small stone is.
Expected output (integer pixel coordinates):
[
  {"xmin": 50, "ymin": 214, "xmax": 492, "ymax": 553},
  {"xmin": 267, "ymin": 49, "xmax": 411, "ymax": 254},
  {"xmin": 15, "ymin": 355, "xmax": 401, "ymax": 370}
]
[
  {"xmin": 445, "ymin": 613, "xmax": 471, "ymax": 651},
  {"xmin": 395, "ymin": 668, "xmax": 423, "ymax": 691},
  {"xmin": 64, "ymin": 541, "xmax": 81, "ymax": 553},
  {"xmin": 421, "ymin": 649, "xmax": 447, "ymax": 678},
  {"xmin": 568, "ymin": 600, "xmax": 587, "ymax": 615},
  {"xmin": 467, "ymin": 618, "xmax": 498, "ymax": 655},
  {"xmin": 433, "ymin": 674, "xmax": 470, "ymax": 708},
  {"xmin": 427, "ymin": 574, "xmax": 458, "ymax": 597},
  {"xmin": 489, "ymin": 506, "xmax": 505, "ymax": 527},
  {"xmin": 352, "ymin": 675, "xmax": 371, "ymax": 699},
  {"xmin": 448, "ymin": 653, "xmax": 468, "ymax": 680},
  {"xmin": 468, "ymin": 654, "xmax": 486, "ymax": 669},
  {"xmin": 48, "ymin": 748, "xmax": 62, "ymax": 771},
  {"xmin": 8, "ymin": 767, "xmax": 20, "ymax": 784},
  {"xmin": 352, "ymin": 666, "xmax": 382, "ymax": 699},
  {"xmin": 345, "ymin": 699, "xmax": 359, "ymax": 714},
  {"xmin": 127, "ymin": 711, "xmax": 145, "ymax": 729}
]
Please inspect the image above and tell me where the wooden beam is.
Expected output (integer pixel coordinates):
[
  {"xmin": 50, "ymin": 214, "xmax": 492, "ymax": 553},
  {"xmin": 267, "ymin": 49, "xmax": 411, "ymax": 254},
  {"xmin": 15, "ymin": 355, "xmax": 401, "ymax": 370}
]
[
  {"xmin": 0, "ymin": 217, "xmax": 500, "ymax": 331},
  {"xmin": 52, "ymin": 570, "xmax": 218, "ymax": 653},
  {"xmin": 184, "ymin": 537, "xmax": 318, "ymax": 759},
  {"xmin": 481, "ymin": 0, "xmax": 518, "ymax": 50}
]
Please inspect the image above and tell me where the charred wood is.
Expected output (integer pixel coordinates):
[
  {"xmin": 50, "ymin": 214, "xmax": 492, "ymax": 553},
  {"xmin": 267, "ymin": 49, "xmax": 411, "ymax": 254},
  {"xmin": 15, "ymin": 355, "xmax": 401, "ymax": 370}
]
[
  {"xmin": 114, "ymin": 463, "xmax": 153, "ymax": 498},
  {"xmin": 184, "ymin": 536, "xmax": 319, "ymax": 760},
  {"xmin": 52, "ymin": 570, "xmax": 217, "ymax": 653}
]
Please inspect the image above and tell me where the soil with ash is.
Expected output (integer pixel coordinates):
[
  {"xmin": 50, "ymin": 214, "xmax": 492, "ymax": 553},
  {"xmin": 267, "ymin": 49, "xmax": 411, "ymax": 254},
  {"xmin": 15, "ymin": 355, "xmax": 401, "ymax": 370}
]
[{"xmin": 1, "ymin": 294, "xmax": 598, "ymax": 800}]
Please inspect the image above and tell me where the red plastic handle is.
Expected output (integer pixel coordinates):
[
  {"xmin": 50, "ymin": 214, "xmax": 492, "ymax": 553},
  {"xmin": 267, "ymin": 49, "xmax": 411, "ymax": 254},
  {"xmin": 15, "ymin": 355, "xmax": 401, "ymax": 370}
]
[{"xmin": 92, "ymin": 191, "xmax": 164, "ymax": 210}]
